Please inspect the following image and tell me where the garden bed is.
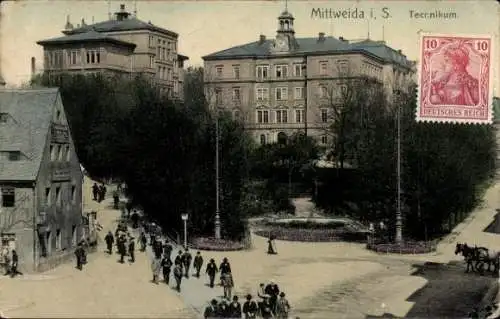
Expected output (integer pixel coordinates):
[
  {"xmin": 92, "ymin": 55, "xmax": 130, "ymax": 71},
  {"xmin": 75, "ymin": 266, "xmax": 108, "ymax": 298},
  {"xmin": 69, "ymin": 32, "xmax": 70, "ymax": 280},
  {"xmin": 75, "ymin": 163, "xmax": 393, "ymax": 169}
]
[
  {"xmin": 254, "ymin": 228, "xmax": 366, "ymax": 242},
  {"xmin": 366, "ymin": 241, "xmax": 437, "ymax": 254},
  {"xmin": 190, "ymin": 237, "xmax": 247, "ymax": 251}
]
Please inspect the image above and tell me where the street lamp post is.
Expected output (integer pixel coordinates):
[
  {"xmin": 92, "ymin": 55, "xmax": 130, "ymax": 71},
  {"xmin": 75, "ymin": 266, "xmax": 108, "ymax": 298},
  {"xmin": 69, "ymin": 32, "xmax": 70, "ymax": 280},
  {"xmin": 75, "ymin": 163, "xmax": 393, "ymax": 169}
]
[
  {"xmin": 215, "ymin": 110, "xmax": 221, "ymax": 240},
  {"xmin": 181, "ymin": 213, "xmax": 189, "ymax": 249},
  {"xmin": 394, "ymin": 90, "xmax": 403, "ymax": 244}
]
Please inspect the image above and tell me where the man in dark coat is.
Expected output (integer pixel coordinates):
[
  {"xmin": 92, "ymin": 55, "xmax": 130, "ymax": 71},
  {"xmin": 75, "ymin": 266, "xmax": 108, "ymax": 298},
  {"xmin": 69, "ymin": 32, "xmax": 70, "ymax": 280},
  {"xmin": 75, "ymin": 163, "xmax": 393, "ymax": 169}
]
[
  {"xmin": 173, "ymin": 263, "xmax": 183, "ymax": 292},
  {"xmin": 217, "ymin": 300, "xmax": 229, "ymax": 318},
  {"xmin": 128, "ymin": 237, "xmax": 135, "ymax": 263},
  {"xmin": 204, "ymin": 299, "xmax": 218, "ymax": 319},
  {"xmin": 161, "ymin": 255, "xmax": 173, "ymax": 285},
  {"xmin": 206, "ymin": 258, "xmax": 218, "ymax": 288},
  {"xmin": 10, "ymin": 250, "xmax": 22, "ymax": 278},
  {"xmin": 92, "ymin": 183, "xmax": 99, "ymax": 201},
  {"xmin": 243, "ymin": 294, "xmax": 258, "ymax": 319},
  {"xmin": 229, "ymin": 295, "xmax": 242, "ymax": 318},
  {"xmin": 153, "ymin": 240, "xmax": 163, "ymax": 259},
  {"xmin": 163, "ymin": 241, "xmax": 173, "ymax": 260},
  {"xmin": 118, "ymin": 236, "xmax": 127, "ymax": 263},
  {"xmin": 75, "ymin": 243, "xmax": 85, "ymax": 270},
  {"xmin": 139, "ymin": 232, "xmax": 147, "ymax": 252},
  {"xmin": 193, "ymin": 251, "xmax": 204, "ymax": 278},
  {"xmin": 265, "ymin": 280, "xmax": 280, "ymax": 315},
  {"xmin": 174, "ymin": 250, "xmax": 183, "ymax": 267},
  {"xmin": 219, "ymin": 257, "xmax": 231, "ymax": 285},
  {"xmin": 104, "ymin": 231, "xmax": 114, "ymax": 254},
  {"xmin": 113, "ymin": 190, "xmax": 120, "ymax": 209},
  {"xmin": 182, "ymin": 248, "xmax": 192, "ymax": 278}
]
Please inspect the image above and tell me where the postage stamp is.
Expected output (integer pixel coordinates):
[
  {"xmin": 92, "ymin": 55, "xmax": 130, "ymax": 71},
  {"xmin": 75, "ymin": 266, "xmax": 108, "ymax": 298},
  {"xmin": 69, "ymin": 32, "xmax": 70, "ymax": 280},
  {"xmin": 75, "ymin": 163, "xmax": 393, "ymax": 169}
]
[{"xmin": 416, "ymin": 33, "xmax": 494, "ymax": 124}]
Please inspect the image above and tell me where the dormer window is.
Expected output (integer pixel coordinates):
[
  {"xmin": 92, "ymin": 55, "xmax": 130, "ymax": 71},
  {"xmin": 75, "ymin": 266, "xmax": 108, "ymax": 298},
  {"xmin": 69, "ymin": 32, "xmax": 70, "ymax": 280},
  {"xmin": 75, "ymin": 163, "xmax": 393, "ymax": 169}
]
[
  {"xmin": 56, "ymin": 110, "xmax": 61, "ymax": 121},
  {"xmin": 0, "ymin": 113, "xmax": 8, "ymax": 123},
  {"xmin": 8, "ymin": 151, "xmax": 20, "ymax": 161}
]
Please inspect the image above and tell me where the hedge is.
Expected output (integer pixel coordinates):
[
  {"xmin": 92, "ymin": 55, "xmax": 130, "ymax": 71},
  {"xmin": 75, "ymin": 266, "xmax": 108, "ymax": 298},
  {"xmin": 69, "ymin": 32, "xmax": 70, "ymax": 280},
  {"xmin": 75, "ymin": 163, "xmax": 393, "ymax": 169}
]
[{"xmin": 190, "ymin": 237, "xmax": 247, "ymax": 251}]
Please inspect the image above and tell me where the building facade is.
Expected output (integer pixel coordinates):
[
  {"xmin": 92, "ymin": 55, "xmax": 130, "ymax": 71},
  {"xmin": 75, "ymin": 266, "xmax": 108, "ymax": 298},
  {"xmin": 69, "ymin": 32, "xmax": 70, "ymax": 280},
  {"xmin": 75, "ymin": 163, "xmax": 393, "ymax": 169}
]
[
  {"xmin": 203, "ymin": 10, "xmax": 414, "ymax": 145},
  {"xmin": 37, "ymin": 4, "xmax": 188, "ymax": 99},
  {"xmin": 0, "ymin": 88, "xmax": 84, "ymax": 272}
]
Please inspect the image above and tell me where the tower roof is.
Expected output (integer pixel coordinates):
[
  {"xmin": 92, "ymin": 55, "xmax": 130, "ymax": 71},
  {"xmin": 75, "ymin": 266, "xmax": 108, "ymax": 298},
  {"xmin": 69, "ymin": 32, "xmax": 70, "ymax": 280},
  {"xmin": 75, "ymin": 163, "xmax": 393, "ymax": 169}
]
[{"xmin": 279, "ymin": 10, "xmax": 294, "ymax": 19}]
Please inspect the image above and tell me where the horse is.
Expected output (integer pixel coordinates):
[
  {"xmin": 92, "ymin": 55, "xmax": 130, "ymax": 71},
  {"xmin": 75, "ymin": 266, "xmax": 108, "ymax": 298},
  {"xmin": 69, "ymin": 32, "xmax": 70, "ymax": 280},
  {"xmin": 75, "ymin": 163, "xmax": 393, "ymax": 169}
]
[
  {"xmin": 221, "ymin": 272, "xmax": 234, "ymax": 300},
  {"xmin": 474, "ymin": 246, "xmax": 500, "ymax": 275},
  {"xmin": 455, "ymin": 242, "xmax": 478, "ymax": 273}
]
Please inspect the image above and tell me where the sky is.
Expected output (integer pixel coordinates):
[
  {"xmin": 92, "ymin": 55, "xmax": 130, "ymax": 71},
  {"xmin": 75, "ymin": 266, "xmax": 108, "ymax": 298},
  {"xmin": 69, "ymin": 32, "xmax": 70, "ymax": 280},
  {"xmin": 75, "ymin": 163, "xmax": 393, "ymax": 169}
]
[{"xmin": 1, "ymin": 0, "xmax": 499, "ymax": 93}]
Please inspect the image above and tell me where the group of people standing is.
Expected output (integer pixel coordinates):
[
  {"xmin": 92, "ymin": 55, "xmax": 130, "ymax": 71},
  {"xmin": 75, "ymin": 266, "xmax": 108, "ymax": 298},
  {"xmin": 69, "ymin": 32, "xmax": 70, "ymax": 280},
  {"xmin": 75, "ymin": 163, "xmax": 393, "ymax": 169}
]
[
  {"xmin": 1, "ymin": 248, "xmax": 21, "ymax": 277},
  {"xmin": 91, "ymin": 182, "xmax": 107, "ymax": 203},
  {"xmin": 204, "ymin": 279, "xmax": 291, "ymax": 319},
  {"xmin": 103, "ymin": 225, "xmax": 136, "ymax": 264}
]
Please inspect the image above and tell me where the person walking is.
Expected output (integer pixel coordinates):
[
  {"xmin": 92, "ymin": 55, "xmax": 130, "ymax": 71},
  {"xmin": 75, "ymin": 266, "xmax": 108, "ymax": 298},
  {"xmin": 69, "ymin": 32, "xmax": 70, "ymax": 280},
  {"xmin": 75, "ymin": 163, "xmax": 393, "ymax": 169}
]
[
  {"xmin": 92, "ymin": 183, "xmax": 99, "ymax": 201},
  {"xmin": 75, "ymin": 242, "xmax": 85, "ymax": 270},
  {"xmin": 128, "ymin": 236, "xmax": 135, "ymax": 263},
  {"xmin": 174, "ymin": 250, "xmax": 183, "ymax": 269},
  {"xmin": 113, "ymin": 190, "xmax": 120, "ymax": 209},
  {"xmin": 118, "ymin": 235, "xmax": 127, "ymax": 263},
  {"xmin": 161, "ymin": 255, "xmax": 173, "ymax": 285},
  {"xmin": 139, "ymin": 232, "xmax": 147, "ymax": 252},
  {"xmin": 204, "ymin": 299, "xmax": 218, "ymax": 319},
  {"xmin": 243, "ymin": 294, "xmax": 258, "ymax": 319},
  {"xmin": 153, "ymin": 239, "xmax": 163, "ymax": 259},
  {"xmin": 206, "ymin": 258, "xmax": 218, "ymax": 288},
  {"xmin": 182, "ymin": 248, "xmax": 192, "ymax": 278},
  {"xmin": 163, "ymin": 241, "xmax": 172, "ymax": 260},
  {"xmin": 173, "ymin": 262, "xmax": 183, "ymax": 292},
  {"xmin": 267, "ymin": 234, "xmax": 277, "ymax": 255},
  {"xmin": 276, "ymin": 292, "xmax": 291, "ymax": 319},
  {"xmin": 229, "ymin": 295, "xmax": 242, "ymax": 318},
  {"xmin": 193, "ymin": 251, "xmax": 204, "ymax": 278},
  {"xmin": 222, "ymin": 272, "xmax": 234, "ymax": 300},
  {"xmin": 219, "ymin": 257, "xmax": 231, "ymax": 285},
  {"xmin": 151, "ymin": 256, "xmax": 161, "ymax": 284},
  {"xmin": 10, "ymin": 250, "xmax": 22, "ymax": 278},
  {"xmin": 105, "ymin": 231, "xmax": 114, "ymax": 254}
]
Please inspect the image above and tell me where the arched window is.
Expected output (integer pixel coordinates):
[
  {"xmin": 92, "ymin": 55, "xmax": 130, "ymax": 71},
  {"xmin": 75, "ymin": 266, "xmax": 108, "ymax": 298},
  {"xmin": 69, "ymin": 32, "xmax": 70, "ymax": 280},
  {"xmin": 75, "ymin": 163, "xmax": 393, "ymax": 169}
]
[
  {"xmin": 284, "ymin": 21, "xmax": 289, "ymax": 30},
  {"xmin": 260, "ymin": 134, "xmax": 266, "ymax": 145},
  {"xmin": 277, "ymin": 132, "xmax": 287, "ymax": 145},
  {"xmin": 280, "ymin": 21, "xmax": 284, "ymax": 29}
]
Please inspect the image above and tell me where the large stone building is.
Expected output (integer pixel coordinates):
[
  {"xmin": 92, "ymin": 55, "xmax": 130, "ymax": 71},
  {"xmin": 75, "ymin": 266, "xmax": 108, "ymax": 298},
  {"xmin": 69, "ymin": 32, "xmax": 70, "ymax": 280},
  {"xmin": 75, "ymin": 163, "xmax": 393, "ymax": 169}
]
[
  {"xmin": 0, "ymin": 88, "xmax": 84, "ymax": 272},
  {"xmin": 203, "ymin": 9, "xmax": 414, "ymax": 145},
  {"xmin": 37, "ymin": 4, "xmax": 189, "ymax": 99}
]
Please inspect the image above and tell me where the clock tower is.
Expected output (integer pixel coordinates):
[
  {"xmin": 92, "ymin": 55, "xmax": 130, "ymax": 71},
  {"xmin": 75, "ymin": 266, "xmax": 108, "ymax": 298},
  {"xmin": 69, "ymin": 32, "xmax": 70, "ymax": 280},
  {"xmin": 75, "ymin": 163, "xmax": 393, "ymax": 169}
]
[{"xmin": 271, "ymin": 9, "xmax": 298, "ymax": 53}]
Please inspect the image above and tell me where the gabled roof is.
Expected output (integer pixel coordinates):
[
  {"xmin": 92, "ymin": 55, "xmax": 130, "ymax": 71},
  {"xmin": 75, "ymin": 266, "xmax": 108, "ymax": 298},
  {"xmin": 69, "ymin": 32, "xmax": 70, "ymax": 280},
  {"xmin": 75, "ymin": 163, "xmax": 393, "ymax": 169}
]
[
  {"xmin": 0, "ymin": 88, "xmax": 59, "ymax": 181},
  {"xmin": 63, "ymin": 17, "xmax": 178, "ymax": 38},
  {"xmin": 203, "ymin": 36, "xmax": 413, "ymax": 68},
  {"xmin": 37, "ymin": 29, "xmax": 136, "ymax": 48}
]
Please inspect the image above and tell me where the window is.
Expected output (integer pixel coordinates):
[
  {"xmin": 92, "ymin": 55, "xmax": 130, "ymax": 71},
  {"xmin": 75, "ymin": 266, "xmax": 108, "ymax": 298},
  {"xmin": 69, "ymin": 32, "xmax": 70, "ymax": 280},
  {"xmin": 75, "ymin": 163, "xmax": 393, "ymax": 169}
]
[
  {"xmin": 1, "ymin": 187, "xmax": 15, "ymax": 207},
  {"xmin": 275, "ymin": 87, "xmax": 288, "ymax": 101},
  {"xmin": 294, "ymin": 64, "xmax": 304, "ymax": 77},
  {"xmin": 216, "ymin": 66, "xmax": 223, "ymax": 78},
  {"xmin": 71, "ymin": 185, "xmax": 76, "ymax": 202},
  {"xmin": 86, "ymin": 50, "xmax": 100, "ymax": 64},
  {"xmin": 337, "ymin": 60, "xmax": 349, "ymax": 75},
  {"xmin": 46, "ymin": 231, "xmax": 52, "ymax": 255},
  {"xmin": 339, "ymin": 84, "xmax": 348, "ymax": 97},
  {"xmin": 45, "ymin": 187, "xmax": 51, "ymax": 205},
  {"xmin": 68, "ymin": 51, "xmax": 79, "ymax": 65},
  {"xmin": 149, "ymin": 56, "xmax": 154, "ymax": 68},
  {"xmin": 257, "ymin": 110, "xmax": 269, "ymax": 123},
  {"xmin": 56, "ymin": 229, "xmax": 62, "ymax": 251},
  {"xmin": 321, "ymin": 109, "xmax": 328, "ymax": 123},
  {"xmin": 162, "ymin": 48, "xmax": 166, "ymax": 61},
  {"xmin": 232, "ymin": 88, "xmax": 241, "ymax": 101},
  {"xmin": 321, "ymin": 135, "xmax": 328, "ymax": 145},
  {"xmin": 8, "ymin": 151, "xmax": 20, "ymax": 161},
  {"xmin": 149, "ymin": 36, "xmax": 154, "ymax": 48},
  {"xmin": 233, "ymin": 66, "xmax": 240, "ymax": 79},
  {"xmin": 260, "ymin": 134, "xmax": 266, "ymax": 145},
  {"xmin": 294, "ymin": 87, "xmax": 304, "ymax": 100},
  {"xmin": 276, "ymin": 110, "xmax": 288, "ymax": 123},
  {"xmin": 319, "ymin": 61, "xmax": 328, "ymax": 75},
  {"xmin": 295, "ymin": 109, "xmax": 304, "ymax": 123},
  {"xmin": 66, "ymin": 145, "xmax": 71, "ymax": 161},
  {"xmin": 57, "ymin": 145, "xmax": 63, "ymax": 161},
  {"xmin": 0, "ymin": 113, "xmax": 8, "ymax": 123},
  {"xmin": 256, "ymin": 88, "xmax": 269, "ymax": 101},
  {"xmin": 256, "ymin": 65, "xmax": 269, "ymax": 79},
  {"xmin": 215, "ymin": 88, "xmax": 222, "ymax": 105},
  {"xmin": 320, "ymin": 86, "xmax": 328, "ymax": 98},
  {"xmin": 55, "ymin": 187, "xmax": 61, "ymax": 206},
  {"xmin": 72, "ymin": 225, "xmax": 77, "ymax": 247},
  {"xmin": 50, "ymin": 145, "xmax": 56, "ymax": 161},
  {"xmin": 275, "ymin": 65, "xmax": 288, "ymax": 78}
]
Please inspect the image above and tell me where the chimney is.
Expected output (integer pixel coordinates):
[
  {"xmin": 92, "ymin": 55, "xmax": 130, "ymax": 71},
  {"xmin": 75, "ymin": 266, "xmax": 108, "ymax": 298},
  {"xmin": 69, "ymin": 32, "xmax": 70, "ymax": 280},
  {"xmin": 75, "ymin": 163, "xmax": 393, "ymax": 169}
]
[
  {"xmin": 397, "ymin": 49, "xmax": 402, "ymax": 54},
  {"xmin": 81, "ymin": 18, "xmax": 86, "ymax": 26},
  {"xmin": 339, "ymin": 36, "xmax": 347, "ymax": 42},
  {"xmin": 318, "ymin": 32, "xmax": 325, "ymax": 42},
  {"xmin": 259, "ymin": 35, "xmax": 266, "ymax": 44},
  {"xmin": 31, "ymin": 57, "xmax": 36, "ymax": 78}
]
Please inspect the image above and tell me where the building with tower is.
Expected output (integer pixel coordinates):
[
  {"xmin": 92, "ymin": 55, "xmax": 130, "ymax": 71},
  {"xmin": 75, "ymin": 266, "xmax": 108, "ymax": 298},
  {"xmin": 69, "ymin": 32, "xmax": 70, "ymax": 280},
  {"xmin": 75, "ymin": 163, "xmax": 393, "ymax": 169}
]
[
  {"xmin": 36, "ymin": 4, "xmax": 188, "ymax": 100},
  {"xmin": 203, "ymin": 9, "xmax": 414, "ymax": 145}
]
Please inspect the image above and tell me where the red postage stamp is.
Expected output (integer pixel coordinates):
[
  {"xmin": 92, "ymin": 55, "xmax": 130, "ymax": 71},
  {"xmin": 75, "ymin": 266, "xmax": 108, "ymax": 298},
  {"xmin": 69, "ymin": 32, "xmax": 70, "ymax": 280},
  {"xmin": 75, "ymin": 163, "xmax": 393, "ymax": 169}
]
[{"xmin": 417, "ymin": 34, "xmax": 494, "ymax": 124}]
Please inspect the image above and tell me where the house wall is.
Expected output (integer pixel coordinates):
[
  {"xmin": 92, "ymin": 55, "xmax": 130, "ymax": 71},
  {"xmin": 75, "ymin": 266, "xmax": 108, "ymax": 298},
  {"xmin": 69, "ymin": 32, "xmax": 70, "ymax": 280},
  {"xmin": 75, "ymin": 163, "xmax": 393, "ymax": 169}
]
[
  {"xmin": 0, "ymin": 183, "xmax": 35, "ymax": 273},
  {"xmin": 34, "ymin": 95, "xmax": 83, "ymax": 272}
]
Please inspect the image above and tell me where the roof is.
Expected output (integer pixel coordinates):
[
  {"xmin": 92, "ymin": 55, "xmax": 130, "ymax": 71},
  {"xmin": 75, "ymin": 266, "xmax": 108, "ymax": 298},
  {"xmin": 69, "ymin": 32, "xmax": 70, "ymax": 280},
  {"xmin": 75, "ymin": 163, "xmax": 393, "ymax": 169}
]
[
  {"xmin": 37, "ymin": 29, "xmax": 136, "ymax": 48},
  {"xmin": 0, "ymin": 88, "xmax": 59, "ymax": 181},
  {"xmin": 178, "ymin": 54, "xmax": 189, "ymax": 61},
  {"xmin": 63, "ymin": 17, "xmax": 178, "ymax": 38},
  {"xmin": 203, "ymin": 37, "xmax": 412, "ymax": 68}
]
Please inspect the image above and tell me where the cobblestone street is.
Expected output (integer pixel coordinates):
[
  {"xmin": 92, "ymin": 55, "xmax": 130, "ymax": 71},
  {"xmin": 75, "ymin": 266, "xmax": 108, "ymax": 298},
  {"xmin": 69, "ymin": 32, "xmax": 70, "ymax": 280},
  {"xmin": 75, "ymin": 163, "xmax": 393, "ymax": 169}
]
[{"xmin": 0, "ymin": 177, "xmax": 499, "ymax": 318}]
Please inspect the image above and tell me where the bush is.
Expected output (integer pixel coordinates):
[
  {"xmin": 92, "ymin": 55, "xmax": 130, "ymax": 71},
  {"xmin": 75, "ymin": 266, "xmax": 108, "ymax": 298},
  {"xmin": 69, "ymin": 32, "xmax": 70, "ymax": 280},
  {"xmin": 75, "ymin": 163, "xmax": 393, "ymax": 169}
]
[
  {"xmin": 190, "ymin": 237, "xmax": 247, "ymax": 251},
  {"xmin": 254, "ymin": 228, "xmax": 367, "ymax": 242},
  {"xmin": 367, "ymin": 241, "xmax": 436, "ymax": 254},
  {"xmin": 264, "ymin": 220, "xmax": 346, "ymax": 229}
]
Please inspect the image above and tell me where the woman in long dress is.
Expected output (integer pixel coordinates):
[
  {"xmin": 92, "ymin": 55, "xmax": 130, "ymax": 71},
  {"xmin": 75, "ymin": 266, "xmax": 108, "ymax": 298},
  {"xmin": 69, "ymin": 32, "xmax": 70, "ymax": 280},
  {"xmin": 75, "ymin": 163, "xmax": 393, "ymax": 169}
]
[{"xmin": 151, "ymin": 256, "xmax": 161, "ymax": 284}]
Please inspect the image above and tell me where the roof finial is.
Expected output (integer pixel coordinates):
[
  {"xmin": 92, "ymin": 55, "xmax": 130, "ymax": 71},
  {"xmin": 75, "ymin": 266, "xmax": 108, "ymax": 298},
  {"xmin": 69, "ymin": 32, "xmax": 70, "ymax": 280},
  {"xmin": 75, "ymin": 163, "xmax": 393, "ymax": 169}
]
[
  {"xmin": 382, "ymin": 24, "xmax": 385, "ymax": 41},
  {"xmin": 367, "ymin": 19, "xmax": 370, "ymax": 39},
  {"xmin": 134, "ymin": 0, "xmax": 137, "ymax": 17},
  {"xmin": 285, "ymin": 0, "xmax": 288, "ymax": 11}
]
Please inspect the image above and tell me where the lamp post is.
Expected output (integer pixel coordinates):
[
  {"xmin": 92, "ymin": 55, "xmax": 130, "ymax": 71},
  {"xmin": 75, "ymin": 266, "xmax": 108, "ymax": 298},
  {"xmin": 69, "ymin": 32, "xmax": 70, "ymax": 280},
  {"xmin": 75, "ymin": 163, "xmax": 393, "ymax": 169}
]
[
  {"xmin": 181, "ymin": 213, "xmax": 188, "ymax": 249},
  {"xmin": 394, "ymin": 89, "xmax": 403, "ymax": 244},
  {"xmin": 215, "ymin": 109, "xmax": 221, "ymax": 240}
]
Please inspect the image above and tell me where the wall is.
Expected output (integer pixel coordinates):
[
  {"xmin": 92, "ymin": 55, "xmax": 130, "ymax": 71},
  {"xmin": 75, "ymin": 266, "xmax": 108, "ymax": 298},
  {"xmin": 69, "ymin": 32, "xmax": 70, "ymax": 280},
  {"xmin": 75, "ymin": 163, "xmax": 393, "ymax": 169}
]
[
  {"xmin": 34, "ymin": 95, "xmax": 83, "ymax": 271},
  {"xmin": 0, "ymin": 184, "xmax": 35, "ymax": 273}
]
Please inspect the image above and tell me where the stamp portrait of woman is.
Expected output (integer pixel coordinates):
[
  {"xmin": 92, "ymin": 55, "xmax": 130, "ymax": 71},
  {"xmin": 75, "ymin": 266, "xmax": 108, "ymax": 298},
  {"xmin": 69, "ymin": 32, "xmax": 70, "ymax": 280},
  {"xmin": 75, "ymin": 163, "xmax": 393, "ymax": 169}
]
[{"xmin": 430, "ymin": 44, "xmax": 480, "ymax": 106}]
